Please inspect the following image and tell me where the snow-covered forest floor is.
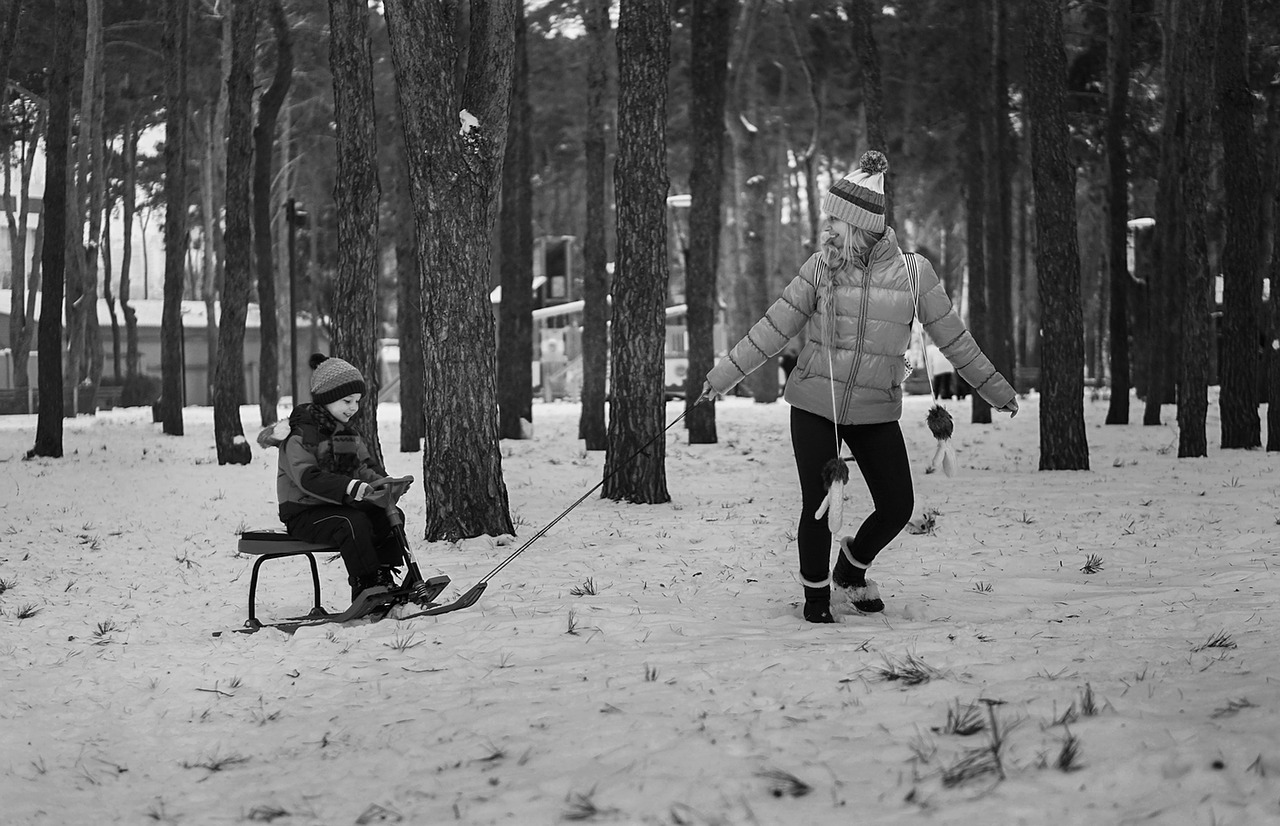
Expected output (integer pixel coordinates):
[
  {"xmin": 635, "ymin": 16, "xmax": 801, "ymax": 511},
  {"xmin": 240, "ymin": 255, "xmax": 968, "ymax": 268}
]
[{"xmin": 2, "ymin": 390, "xmax": 1278, "ymax": 825}]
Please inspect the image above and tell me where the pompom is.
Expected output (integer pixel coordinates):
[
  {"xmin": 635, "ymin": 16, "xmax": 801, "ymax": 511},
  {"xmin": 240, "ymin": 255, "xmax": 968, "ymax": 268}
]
[
  {"xmin": 309, "ymin": 353, "xmax": 329, "ymax": 370},
  {"xmin": 859, "ymin": 150, "xmax": 889, "ymax": 176},
  {"xmin": 927, "ymin": 405, "xmax": 953, "ymax": 440},
  {"xmin": 821, "ymin": 456, "xmax": 850, "ymax": 488}
]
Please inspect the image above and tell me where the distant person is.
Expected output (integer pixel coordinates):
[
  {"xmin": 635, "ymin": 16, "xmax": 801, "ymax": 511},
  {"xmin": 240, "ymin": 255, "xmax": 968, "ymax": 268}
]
[
  {"xmin": 258, "ymin": 354, "xmax": 409, "ymax": 608},
  {"xmin": 926, "ymin": 343, "xmax": 957, "ymax": 398},
  {"xmin": 702, "ymin": 151, "xmax": 1017, "ymax": 624}
]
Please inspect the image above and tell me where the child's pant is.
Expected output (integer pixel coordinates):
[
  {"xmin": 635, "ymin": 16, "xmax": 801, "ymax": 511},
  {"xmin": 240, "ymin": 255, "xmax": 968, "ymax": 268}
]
[
  {"xmin": 790, "ymin": 407, "xmax": 914, "ymax": 587},
  {"xmin": 286, "ymin": 504, "xmax": 405, "ymax": 582}
]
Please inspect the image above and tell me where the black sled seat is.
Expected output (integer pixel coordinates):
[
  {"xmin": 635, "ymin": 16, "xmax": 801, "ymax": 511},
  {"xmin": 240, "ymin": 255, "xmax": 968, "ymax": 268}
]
[{"xmin": 237, "ymin": 530, "xmax": 337, "ymax": 628}]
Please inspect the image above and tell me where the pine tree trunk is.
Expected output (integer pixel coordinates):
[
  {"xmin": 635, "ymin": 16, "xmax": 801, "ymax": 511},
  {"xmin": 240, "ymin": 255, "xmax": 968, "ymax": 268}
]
[
  {"xmin": 498, "ymin": 5, "xmax": 533, "ymax": 441},
  {"xmin": 328, "ymin": 0, "xmax": 384, "ymax": 466},
  {"xmin": 850, "ymin": 0, "xmax": 892, "ymax": 226},
  {"xmin": 578, "ymin": 0, "xmax": 611, "ymax": 451},
  {"xmin": 7, "ymin": 104, "xmax": 42, "ymax": 391},
  {"xmin": 395, "ymin": 230, "xmax": 424, "ymax": 452},
  {"xmin": 685, "ymin": 0, "xmax": 732, "ymax": 445},
  {"xmin": 964, "ymin": 0, "xmax": 991, "ymax": 424},
  {"xmin": 604, "ymin": 0, "xmax": 671, "ymax": 504},
  {"xmin": 383, "ymin": 0, "xmax": 516, "ymax": 540},
  {"xmin": 158, "ymin": 0, "xmax": 189, "ymax": 435},
  {"xmin": 1104, "ymin": 0, "xmax": 1132, "ymax": 425},
  {"xmin": 986, "ymin": 0, "xmax": 1015, "ymax": 407},
  {"xmin": 254, "ymin": 0, "xmax": 292, "ymax": 428},
  {"xmin": 30, "ymin": 0, "xmax": 73, "ymax": 456},
  {"xmin": 1265, "ymin": 82, "xmax": 1280, "ymax": 453},
  {"xmin": 1175, "ymin": 0, "xmax": 1222, "ymax": 459},
  {"xmin": 213, "ymin": 0, "xmax": 255, "ymax": 465},
  {"xmin": 1215, "ymin": 0, "xmax": 1261, "ymax": 448},
  {"xmin": 121, "ymin": 112, "xmax": 139, "ymax": 378},
  {"xmin": 1025, "ymin": 0, "xmax": 1089, "ymax": 470}
]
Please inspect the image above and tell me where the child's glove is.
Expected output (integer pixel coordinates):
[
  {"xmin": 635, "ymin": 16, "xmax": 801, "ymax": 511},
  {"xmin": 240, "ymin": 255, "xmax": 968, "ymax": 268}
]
[{"xmin": 371, "ymin": 475, "xmax": 414, "ymax": 502}]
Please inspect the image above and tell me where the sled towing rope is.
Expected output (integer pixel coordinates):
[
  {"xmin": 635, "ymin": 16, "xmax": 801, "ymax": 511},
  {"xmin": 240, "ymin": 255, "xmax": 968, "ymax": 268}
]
[{"xmin": 395, "ymin": 397, "xmax": 707, "ymax": 621}]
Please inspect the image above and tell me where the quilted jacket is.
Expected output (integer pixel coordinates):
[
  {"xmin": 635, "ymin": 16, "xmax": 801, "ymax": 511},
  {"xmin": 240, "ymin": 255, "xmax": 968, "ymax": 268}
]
[
  {"xmin": 259, "ymin": 403, "xmax": 386, "ymax": 523},
  {"xmin": 706, "ymin": 228, "xmax": 1015, "ymax": 425}
]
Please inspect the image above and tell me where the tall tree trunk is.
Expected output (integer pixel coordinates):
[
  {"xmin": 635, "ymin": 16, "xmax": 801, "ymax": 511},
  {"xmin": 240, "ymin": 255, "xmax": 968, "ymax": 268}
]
[
  {"xmin": 726, "ymin": 0, "xmax": 777, "ymax": 404},
  {"xmin": 120, "ymin": 110, "xmax": 139, "ymax": 378},
  {"xmin": 1145, "ymin": 0, "xmax": 1185, "ymax": 426},
  {"xmin": 159, "ymin": 0, "xmax": 190, "ymax": 435},
  {"xmin": 1215, "ymin": 0, "xmax": 1261, "ymax": 448},
  {"xmin": 1175, "ymin": 0, "xmax": 1221, "ymax": 459},
  {"xmin": 685, "ymin": 0, "xmax": 732, "ymax": 444},
  {"xmin": 395, "ymin": 224, "xmax": 424, "ymax": 452},
  {"xmin": 849, "ymin": 0, "xmax": 892, "ymax": 227},
  {"xmin": 578, "ymin": 0, "xmax": 611, "ymax": 451},
  {"xmin": 1025, "ymin": 0, "xmax": 1089, "ymax": 470},
  {"xmin": 254, "ymin": 0, "xmax": 292, "ymax": 428},
  {"xmin": 6, "ymin": 103, "xmax": 42, "ymax": 390},
  {"xmin": 213, "ymin": 0, "xmax": 256, "ymax": 465},
  {"xmin": 328, "ymin": 0, "xmax": 384, "ymax": 466},
  {"xmin": 0, "ymin": 0, "xmax": 23, "ymax": 90},
  {"xmin": 1104, "ymin": 0, "xmax": 1133, "ymax": 424},
  {"xmin": 383, "ymin": 0, "xmax": 517, "ymax": 540},
  {"xmin": 85, "ymin": 0, "xmax": 105, "ymax": 407},
  {"xmin": 497, "ymin": 5, "xmax": 533, "ymax": 440},
  {"xmin": 986, "ymin": 0, "xmax": 1015, "ymax": 404},
  {"xmin": 1265, "ymin": 81, "xmax": 1280, "ymax": 452},
  {"xmin": 30, "ymin": 0, "xmax": 74, "ymax": 457},
  {"xmin": 64, "ymin": 0, "xmax": 97, "ymax": 416},
  {"xmin": 964, "ymin": 0, "xmax": 991, "ymax": 424},
  {"xmin": 604, "ymin": 0, "xmax": 671, "ymax": 504}
]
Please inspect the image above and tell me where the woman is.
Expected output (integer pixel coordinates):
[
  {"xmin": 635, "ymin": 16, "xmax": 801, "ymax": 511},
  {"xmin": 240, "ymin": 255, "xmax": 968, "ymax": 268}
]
[{"xmin": 702, "ymin": 151, "xmax": 1018, "ymax": 623}]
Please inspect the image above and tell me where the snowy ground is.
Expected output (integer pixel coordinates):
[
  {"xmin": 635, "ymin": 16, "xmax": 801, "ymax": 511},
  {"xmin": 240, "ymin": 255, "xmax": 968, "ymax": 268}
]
[{"xmin": 1, "ymin": 390, "xmax": 1278, "ymax": 826}]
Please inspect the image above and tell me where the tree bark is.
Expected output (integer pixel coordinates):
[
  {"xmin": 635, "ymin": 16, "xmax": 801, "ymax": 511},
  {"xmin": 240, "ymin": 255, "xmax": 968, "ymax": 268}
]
[
  {"xmin": 395, "ymin": 226, "xmax": 424, "ymax": 452},
  {"xmin": 1104, "ymin": 0, "xmax": 1133, "ymax": 424},
  {"xmin": 30, "ymin": 0, "xmax": 73, "ymax": 457},
  {"xmin": 1175, "ymin": 0, "xmax": 1222, "ymax": 459},
  {"xmin": 1265, "ymin": 81, "xmax": 1280, "ymax": 452},
  {"xmin": 254, "ymin": 0, "xmax": 292, "ymax": 428},
  {"xmin": 85, "ymin": 0, "xmax": 105, "ymax": 406},
  {"xmin": 159, "ymin": 0, "xmax": 190, "ymax": 435},
  {"xmin": 1025, "ymin": 0, "xmax": 1089, "ymax": 470},
  {"xmin": 498, "ymin": 5, "xmax": 533, "ymax": 441},
  {"xmin": 328, "ymin": 0, "xmax": 384, "ymax": 466},
  {"xmin": 1215, "ymin": 0, "xmax": 1261, "ymax": 448},
  {"xmin": 849, "ymin": 0, "xmax": 892, "ymax": 227},
  {"xmin": 604, "ymin": 0, "xmax": 671, "ymax": 504},
  {"xmin": 578, "ymin": 0, "xmax": 611, "ymax": 451},
  {"xmin": 986, "ymin": 0, "xmax": 1015, "ymax": 403},
  {"xmin": 964, "ymin": 0, "xmax": 991, "ymax": 424},
  {"xmin": 383, "ymin": 0, "xmax": 516, "ymax": 540},
  {"xmin": 213, "ymin": 0, "xmax": 256, "ymax": 465},
  {"xmin": 685, "ymin": 0, "xmax": 732, "ymax": 444}
]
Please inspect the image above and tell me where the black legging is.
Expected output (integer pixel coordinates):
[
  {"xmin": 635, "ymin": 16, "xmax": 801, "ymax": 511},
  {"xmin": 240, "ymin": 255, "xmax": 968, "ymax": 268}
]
[
  {"xmin": 790, "ymin": 407, "xmax": 914, "ymax": 587},
  {"xmin": 286, "ymin": 504, "xmax": 405, "ymax": 582}
]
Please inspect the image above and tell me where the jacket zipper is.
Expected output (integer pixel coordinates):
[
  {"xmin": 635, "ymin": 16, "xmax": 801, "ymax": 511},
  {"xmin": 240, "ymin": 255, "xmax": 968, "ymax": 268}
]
[{"xmin": 837, "ymin": 257, "xmax": 874, "ymax": 421}]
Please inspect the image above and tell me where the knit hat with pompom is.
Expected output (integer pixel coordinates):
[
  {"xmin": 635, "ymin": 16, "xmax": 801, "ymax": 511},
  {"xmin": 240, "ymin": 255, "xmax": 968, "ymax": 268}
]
[
  {"xmin": 823, "ymin": 150, "xmax": 889, "ymax": 233},
  {"xmin": 309, "ymin": 353, "xmax": 365, "ymax": 405}
]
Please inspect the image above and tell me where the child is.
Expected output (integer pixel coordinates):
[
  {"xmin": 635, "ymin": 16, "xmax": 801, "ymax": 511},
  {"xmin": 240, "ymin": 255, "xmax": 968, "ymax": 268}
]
[{"xmin": 259, "ymin": 353, "xmax": 409, "ymax": 605}]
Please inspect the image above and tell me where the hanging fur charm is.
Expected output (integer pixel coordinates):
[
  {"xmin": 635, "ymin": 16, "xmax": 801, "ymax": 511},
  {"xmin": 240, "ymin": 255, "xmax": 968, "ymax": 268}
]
[
  {"xmin": 925, "ymin": 404, "xmax": 957, "ymax": 477},
  {"xmin": 814, "ymin": 456, "xmax": 850, "ymax": 532}
]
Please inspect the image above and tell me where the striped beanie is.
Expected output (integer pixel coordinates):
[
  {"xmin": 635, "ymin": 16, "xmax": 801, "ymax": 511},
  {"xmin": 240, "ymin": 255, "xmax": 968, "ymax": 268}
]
[
  {"xmin": 823, "ymin": 150, "xmax": 889, "ymax": 233},
  {"xmin": 309, "ymin": 353, "xmax": 365, "ymax": 405}
]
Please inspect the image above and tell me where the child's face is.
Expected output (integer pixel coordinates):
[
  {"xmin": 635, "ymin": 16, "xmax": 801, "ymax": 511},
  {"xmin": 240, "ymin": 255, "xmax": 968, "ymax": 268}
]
[{"xmin": 324, "ymin": 393, "xmax": 362, "ymax": 423}]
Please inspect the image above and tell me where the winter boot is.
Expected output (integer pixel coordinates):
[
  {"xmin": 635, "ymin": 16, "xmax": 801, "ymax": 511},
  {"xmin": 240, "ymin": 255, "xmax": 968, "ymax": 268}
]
[
  {"xmin": 834, "ymin": 537, "xmax": 884, "ymax": 613},
  {"xmin": 803, "ymin": 585, "xmax": 836, "ymax": 624}
]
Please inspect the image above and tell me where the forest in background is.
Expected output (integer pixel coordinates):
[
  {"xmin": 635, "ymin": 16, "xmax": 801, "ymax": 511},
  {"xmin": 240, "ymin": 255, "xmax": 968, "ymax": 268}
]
[{"xmin": 2, "ymin": 0, "xmax": 1278, "ymax": 539}]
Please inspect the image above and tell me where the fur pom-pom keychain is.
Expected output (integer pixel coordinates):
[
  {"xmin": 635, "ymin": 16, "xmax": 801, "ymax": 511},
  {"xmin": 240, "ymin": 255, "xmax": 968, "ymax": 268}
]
[
  {"xmin": 813, "ymin": 456, "xmax": 849, "ymax": 533},
  {"xmin": 926, "ymin": 404, "xmax": 957, "ymax": 477}
]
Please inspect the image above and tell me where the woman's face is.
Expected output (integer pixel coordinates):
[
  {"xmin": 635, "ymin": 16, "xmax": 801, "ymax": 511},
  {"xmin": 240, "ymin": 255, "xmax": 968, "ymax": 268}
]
[
  {"xmin": 324, "ymin": 393, "xmax": 362, "ymax": 423},
  {"xmin": 820, "ymin": 215, "xmax": 846, "ymax": 250}
]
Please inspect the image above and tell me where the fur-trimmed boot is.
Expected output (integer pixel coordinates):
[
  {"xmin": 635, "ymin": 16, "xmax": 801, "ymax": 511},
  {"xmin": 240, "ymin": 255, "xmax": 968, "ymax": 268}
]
[{"xmin": 834, "ymin": 537, "xmax": 885, "ymax": 613}]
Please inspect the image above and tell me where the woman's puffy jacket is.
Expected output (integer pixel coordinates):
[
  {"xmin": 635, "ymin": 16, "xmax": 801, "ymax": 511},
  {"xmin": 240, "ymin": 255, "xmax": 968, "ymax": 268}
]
[{"xmin": 706, "ymin": 227, "xmax": 1015, "ymax": 425}]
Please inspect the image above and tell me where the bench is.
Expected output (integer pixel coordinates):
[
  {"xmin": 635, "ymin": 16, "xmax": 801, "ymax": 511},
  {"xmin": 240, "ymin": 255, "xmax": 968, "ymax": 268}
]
[{"xmin": 237, "ymin": 530, "xmax": 337, "ymax": 629}]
